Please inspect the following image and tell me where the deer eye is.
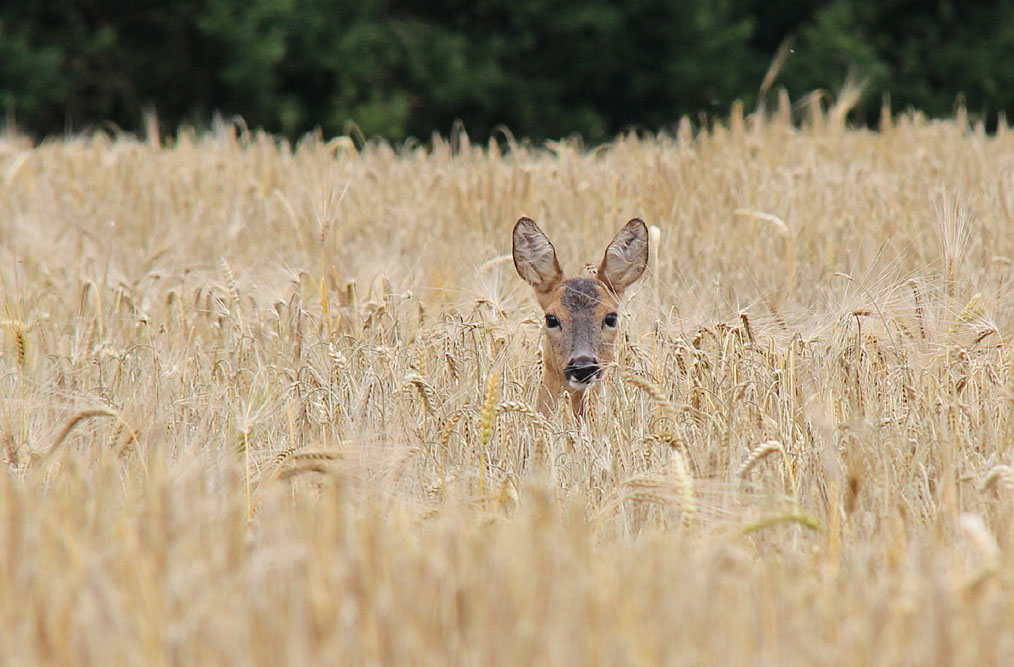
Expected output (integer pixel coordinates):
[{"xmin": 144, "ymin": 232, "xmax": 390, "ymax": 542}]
[
  {"xmin": 603, "ymin": 312, "xmax": 618, "ymax": 328},
  {"xmin": 545, "ymin": 314, "xmax": 561, "ymax": 329}
]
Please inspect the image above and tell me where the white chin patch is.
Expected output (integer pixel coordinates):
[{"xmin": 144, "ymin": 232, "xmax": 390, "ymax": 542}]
[{"xmin": 568, "ymin": 378, "xmax": 593, "ymax": 390}]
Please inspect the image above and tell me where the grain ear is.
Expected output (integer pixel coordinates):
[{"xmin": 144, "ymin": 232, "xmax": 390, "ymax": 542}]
[
  {"xmin": 598, "ymin": 218, "xmax": 648, "ymax": 297},
  {"xmin": 513, "ymin": 217, "xmax": 563, "ymax": 295}
]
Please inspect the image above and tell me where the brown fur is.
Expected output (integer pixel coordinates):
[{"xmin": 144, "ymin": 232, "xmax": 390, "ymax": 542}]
[{"xmin": 513, "ymin": 217, "xmax": 649, "ymax": 415}]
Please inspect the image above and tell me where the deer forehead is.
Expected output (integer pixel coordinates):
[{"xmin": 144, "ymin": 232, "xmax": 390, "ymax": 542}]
[{"xmin": 545, "ymin": 278, "xmax": 617, "ymax": 318}]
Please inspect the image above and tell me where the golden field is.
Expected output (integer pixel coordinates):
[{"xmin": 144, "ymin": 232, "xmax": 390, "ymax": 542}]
[{"xmin": 3, "ymin": 101, "xmax": 1014, "ymax": 665}]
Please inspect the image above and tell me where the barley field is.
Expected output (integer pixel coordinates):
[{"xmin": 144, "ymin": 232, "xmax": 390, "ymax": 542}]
[{"xmin": 3, "ymin": 99, "xmax": 1014, "ymax": 665}]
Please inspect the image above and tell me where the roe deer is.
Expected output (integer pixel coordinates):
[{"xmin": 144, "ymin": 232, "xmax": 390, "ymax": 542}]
[{"xmin": 512, "ymin": 217, "xmax": 649, "ymax": 416}]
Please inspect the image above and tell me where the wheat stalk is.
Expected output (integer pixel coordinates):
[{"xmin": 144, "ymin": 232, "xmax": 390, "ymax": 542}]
[
  {"xmin": 621, "ymin": 370, "xmax": 675, "ymax": 416},
  {"xmin": 437, "ymin": 408, "xmax": 466, "ymax": 453},
  {"xmin": 670, "ymin": 448, "xmax": 696, "ymax": 523},
  {"xmin": 272, "ymin": 444, "xmax": 299, "ymax": 469},
  {"xmin": 592, "ymin": 458, "xmax": 696, "ymax": 528},
  {"xmin": 948, "ymin": 293, "xmax": 983, "ymax": 341},
  {"xmin": 908, "ymin": 278, "xmax": 927, "ymax": 339},
  {"xmin": 444, "ymin": 352, "xmax": 462, "ymax": 381},
  {"xmin": 218, "ymin": 256, "xmax": 240, "ymax": 305},
  {"xmin": 36, "ymin": 407, "xmax": 119, "ymax": 467},
  {"xmin": 9, "ymin": 107, "xmax": 1014, "ymax": 661},
  {"xmin": 478, "ymin": 368, "xmax": 501, "ymax": 500},
  {"xmin": 2, "ymin": 319, "xmax": 27, "ymax": 367},
  {"xmin": 739, "ymin": 310, "xmax": 755, "ymax": 345},
  {"xmin": 496, "ymin": 400, "xmax": 547, "ymax": 427},
  {"xmin": 738, "ymin": 439, "xmax": 798, "ymax": 501},
  {"xmin": 328, "ymin": 342, "xmax": 348, "ymax": 372},
  {"xmin": 737, "ymin": 440, "xmax": 786, "ymax": 478},
  {"xmin": 734, "ymin": 208, "xmax": 790, "ymax": 237},
  {"xmin": 958, "ymin": 513, "xmax": 1000, "ymax": 591},
  {"xmin": 277, "ymin": 463, "xmax": 338, "ymax": 481},
  {"xmin": 3, "ymin": 432, "xmax": 19, "ymax": 468},
  {"xmin": 403, "ymin": 371, "xmax": 439, "ymax": 416},
  {"xmin": 13, "ymin": 323, "xmax": 25, "ymax": 367},
  {"xmin": 288, "ymin": 450, "xmax": 345, "ymax": 464},
  {"xmin": 979, "ymin": 464, "xmax": 1014, "ymax": 494}
]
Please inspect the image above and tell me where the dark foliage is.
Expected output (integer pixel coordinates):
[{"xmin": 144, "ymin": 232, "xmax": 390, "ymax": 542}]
[{"xmin": 2, "ymin": 1, "xmax": 1012, "ymax": 142}]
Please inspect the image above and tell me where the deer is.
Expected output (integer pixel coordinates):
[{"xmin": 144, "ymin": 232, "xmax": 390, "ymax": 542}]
[{"xmin": 512, "ymin": 216, "xmax": 649, "ymax": 416}]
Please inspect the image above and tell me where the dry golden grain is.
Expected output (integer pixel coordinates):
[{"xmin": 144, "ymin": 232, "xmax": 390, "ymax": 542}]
[
  {"xmin": 496, "ymin": 476, "xmax": 519, "ymax": 515},
  {"xmin": 496, "ymin": 400, "xmax": 545, "ymax": 426},
  {"xmin": 288, "ymin": 450, "xmax": 345, "ymax": 464},
  {"xmin": 479, "ymin": 370, "xmax": 500, "ymax": 448},
  {"xmin": 2, "ymin": 431, "xmax": 18, "ymax": 468},
  {"xmin": 908, "ymin": 278, "xmax": 927, "ymax": 339},
  {"xmin": 272, "ymin": 444, "xmax": 299, "ymax": 469},
  {"xmin": 444, "ymin": 352, "xmax": 461, "ymax": 381},
  {"xmin": 437, "ymin": 408, "xmax": 466, "ymax": 452},
  {"xmin": 37, "ymin": 407, "xmax": 119, "ymax": 466},
  {"xmin": 739, "ymin": 310, "xmax": 755, "ymax": 345},
  {"xmin": 738, "ymin": 440, "xmax": 786, "ymax": 478},
  {"xmin": 328, "ymin": 342, "xmax": 348, "ymax": 371},
  {"xmin": 277, "ymin": 462, "xmax": 336, "ymax": 481},
  {"xmin": 593, "ymin": 458, "xmax": 695, "ymax": 527},
  {"xmin": 218, "ymin": 256, "xmax": 240, "ymax": 306},
  {"xmin": 106, "ymin": 417, "xmax": 125, "ymax": 451},
  {"xmin": 478, "ymin": 368, "xmax": 501, "ymax": 499},
  {"xmin": 403, "ymin": 371, "xmax": 439, "ymax": 415},
  {"xmin": 949, "ymin": 293, "xmax": 983, "ymax": 340},
  {"xmin": 958, "ymin": 513, "xmax": 1000, "ymax": 591},
  {"xmin": 979, "ymin": 464, "xmax": 1014, "ymax": 494},
  {"xmin": 622, "ymin": 370, "xmax": 674, "ymax": 416},
  {"xmin": 734, "ymin": 207, "xmax": 790, "ymax": 237},
  {"xmin": 14, "ymin": 325, "xmax": 25, "ymax": 368},
  {"xmin": 670, "ymin": 448, "xmax": 696, "ymax": 523},
  {"xmin": 6, "ymin": 109, "xmax": 1014, "ymax": 662},
  {"xmin": 971, "ymin": 327, "xmax": 997, "ymax": 348}
]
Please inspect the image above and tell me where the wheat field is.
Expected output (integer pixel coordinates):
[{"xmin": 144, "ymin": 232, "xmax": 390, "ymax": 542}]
[{"xmin": 2, "ymin": 100, "xmax": 1014, "ymax": 665}]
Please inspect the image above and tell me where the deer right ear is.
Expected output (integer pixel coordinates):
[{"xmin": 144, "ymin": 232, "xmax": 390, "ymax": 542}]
[
  {"xmin": 598, "ymin": 218, "xmax": 648, "ymax": 297},
  {"xmin": 513, "ymin": 217, "xmax": 563, "ymax": 295}
]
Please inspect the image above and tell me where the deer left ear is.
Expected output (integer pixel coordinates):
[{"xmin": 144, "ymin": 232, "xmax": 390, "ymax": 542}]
[
  {"xmin": 513, "ymin": 217, "xmax": 563, "ymax": 296},
  {"xmin": 598, "ymin": 218, "xmax": 649, "ymax": 297}
]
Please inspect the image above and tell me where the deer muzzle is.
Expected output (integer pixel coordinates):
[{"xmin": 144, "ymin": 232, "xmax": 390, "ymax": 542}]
[{"xmin": 564, "ymin": 355, "xmax": 601, "ymax": 387}]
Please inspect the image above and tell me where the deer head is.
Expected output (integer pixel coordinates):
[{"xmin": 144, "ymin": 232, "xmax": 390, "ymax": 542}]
[{"xmin": 513, "ymin": 217, "xmax": 649, "ymax": 415}]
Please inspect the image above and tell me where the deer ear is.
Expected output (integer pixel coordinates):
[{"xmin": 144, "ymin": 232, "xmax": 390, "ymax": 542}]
[
  {"xmin": 513, "ymin": 217, "xmax": 563, "ymax": 295},
  {"xmin": 598, "ymin": 218, "xmax": 648, "ymax": 297}
]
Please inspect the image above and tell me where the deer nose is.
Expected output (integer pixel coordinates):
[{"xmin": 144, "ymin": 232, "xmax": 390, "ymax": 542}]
[{"xmin": 565, "ymin": 356, "xmax": 601, "ymax": 384}]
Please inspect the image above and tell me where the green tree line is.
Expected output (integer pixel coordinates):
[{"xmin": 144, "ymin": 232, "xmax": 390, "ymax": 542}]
[{"xmin": 2, "ymin": 1, "xmax": 1013, "ymax": 142}]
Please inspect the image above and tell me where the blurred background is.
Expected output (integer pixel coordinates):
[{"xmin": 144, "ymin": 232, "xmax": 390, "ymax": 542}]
[{"xmin": 2, "ymin": 0, "xmax": 1013, "ymax": 143}]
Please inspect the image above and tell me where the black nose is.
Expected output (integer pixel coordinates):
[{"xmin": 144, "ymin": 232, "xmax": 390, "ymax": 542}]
[{"xmin": 565, "ymin": 356, "xmax": 600, "ymax": 384}]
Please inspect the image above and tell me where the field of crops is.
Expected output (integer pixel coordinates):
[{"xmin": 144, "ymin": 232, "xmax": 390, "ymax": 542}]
[{"xmin": 3, "ymin": 102, "xmax": 1014, "ymax": 664}]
